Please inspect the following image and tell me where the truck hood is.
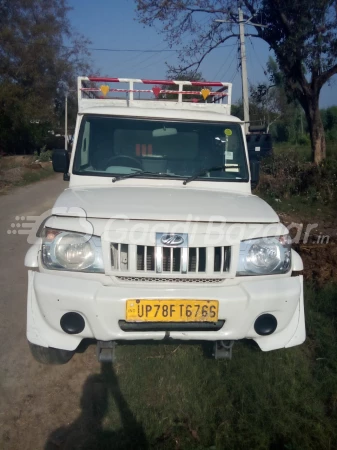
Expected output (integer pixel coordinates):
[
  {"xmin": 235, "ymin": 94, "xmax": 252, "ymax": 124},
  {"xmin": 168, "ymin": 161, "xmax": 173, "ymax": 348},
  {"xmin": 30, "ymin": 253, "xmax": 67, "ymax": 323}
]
[{"xmin": 52, "ymin": 186, "xmax": 279, "ymax": 223}]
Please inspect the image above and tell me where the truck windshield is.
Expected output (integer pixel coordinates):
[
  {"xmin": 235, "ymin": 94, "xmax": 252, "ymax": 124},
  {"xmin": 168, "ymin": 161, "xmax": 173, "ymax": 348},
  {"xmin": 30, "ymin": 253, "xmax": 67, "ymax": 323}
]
[{"xmin": 73, "ymin": 115, "xmax": 248, "ymax": 182}]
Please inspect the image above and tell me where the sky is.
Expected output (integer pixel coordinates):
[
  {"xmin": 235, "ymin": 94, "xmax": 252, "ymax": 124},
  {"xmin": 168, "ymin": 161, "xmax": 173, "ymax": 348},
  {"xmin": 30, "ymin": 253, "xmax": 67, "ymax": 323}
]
[{"xmin": 67, "ymin": 0, "xmax": 336, "ymax": 108}]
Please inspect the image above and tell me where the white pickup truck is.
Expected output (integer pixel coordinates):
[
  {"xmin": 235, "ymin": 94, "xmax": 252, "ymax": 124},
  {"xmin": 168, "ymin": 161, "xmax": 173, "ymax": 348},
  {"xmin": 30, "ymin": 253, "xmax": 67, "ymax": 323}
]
[{"xmin": 25, "ymin": 76, "xmax": 305, "ymax": 364}]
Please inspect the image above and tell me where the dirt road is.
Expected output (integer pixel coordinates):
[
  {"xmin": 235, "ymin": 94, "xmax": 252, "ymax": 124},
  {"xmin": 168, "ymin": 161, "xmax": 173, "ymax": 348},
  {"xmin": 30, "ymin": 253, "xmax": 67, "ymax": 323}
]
[{"xmin": 0, "ymin": 176, "xmax": 97, "ymax": 450}]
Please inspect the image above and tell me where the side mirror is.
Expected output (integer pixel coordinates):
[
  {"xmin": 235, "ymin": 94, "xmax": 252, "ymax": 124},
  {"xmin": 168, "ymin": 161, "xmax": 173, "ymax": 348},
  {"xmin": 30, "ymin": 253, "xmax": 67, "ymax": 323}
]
[
  {"xmin": 52, "ymin": 149, "xmax": 70, "ymax": 181},
  {"xmin": 250, "ymin": 159, "xmax": 260, "ymax": 189}
]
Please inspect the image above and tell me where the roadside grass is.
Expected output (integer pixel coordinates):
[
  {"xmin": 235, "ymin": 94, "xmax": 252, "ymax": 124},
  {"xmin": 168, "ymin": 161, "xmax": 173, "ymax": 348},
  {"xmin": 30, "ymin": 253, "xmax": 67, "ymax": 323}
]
[
  {"xmin": 15, "ymin": 164, "xmax": 55, "ymax": 186},
  {"xmin": 258, "ymin": 191, "xmax": 335, "ymax": 221},
  {"xmin": 0, "ymin": 154, "xmax": 35, "ymax": 170},
  {"xmin": 273, "ymin": 142, "xmax": 337, "ymax": 161},
  {"xmin": 83, "ymin": 283, "xmax": 337, "ymax": 450},
  {"xmin": 256, "ymin": 141, "xmax": 337, "ymax": 221},
  {"xmin": 0, "ymin": 163, "xmax": 55, "ymax": 194}
]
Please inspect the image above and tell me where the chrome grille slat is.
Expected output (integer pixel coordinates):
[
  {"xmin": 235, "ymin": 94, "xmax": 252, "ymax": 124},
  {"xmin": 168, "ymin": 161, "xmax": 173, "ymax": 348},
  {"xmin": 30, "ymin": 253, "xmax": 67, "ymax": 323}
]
[
  {"xmin": 181, "ymin": 247, "xmax": 188, "ymax": 274},
  {"xmin": 117, "ymin": 243, "xmax": 121, "ymax": 271},
  {"xmin": 220, "ymin": 246, "xmax": 224, "ymax": 274},
  {"xmin": 224, "ymin": 246, "xmax": 231, "ymax": 272},
  {"xmin": 155, "ymin": 246, "xmax": 162, "ymax": 273}
]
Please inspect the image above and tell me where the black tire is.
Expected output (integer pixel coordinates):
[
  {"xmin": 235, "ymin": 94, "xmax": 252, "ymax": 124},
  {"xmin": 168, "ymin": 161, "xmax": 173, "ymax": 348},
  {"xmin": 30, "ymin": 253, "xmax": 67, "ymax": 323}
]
[{"xmin": 28, "ymin": 341, "xmax": 74, "ymax": 365}]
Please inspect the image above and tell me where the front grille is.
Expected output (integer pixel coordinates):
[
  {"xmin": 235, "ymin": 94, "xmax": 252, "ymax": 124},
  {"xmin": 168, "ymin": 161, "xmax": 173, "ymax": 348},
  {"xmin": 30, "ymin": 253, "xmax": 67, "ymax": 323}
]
[
  {"xmin": 110, "ymin": 243, "xmax": 231, "ymax": 276},
  {"xmin": 115, "ymin": 276, "xmax": 225, "ymax": 284}
]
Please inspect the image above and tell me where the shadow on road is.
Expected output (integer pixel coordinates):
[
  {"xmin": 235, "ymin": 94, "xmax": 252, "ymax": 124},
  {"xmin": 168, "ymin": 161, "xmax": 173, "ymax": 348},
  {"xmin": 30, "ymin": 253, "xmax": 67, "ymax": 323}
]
[{"xmin": 45, "ymin": 362, "xmax": 148, "ymax": 450}]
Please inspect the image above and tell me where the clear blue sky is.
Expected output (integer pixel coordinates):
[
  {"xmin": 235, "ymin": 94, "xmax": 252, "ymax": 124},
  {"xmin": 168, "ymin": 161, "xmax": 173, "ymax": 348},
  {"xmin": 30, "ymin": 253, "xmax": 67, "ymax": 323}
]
[{"xmin": 67, "ymin": 0, "xmax": 336, "ymax": 108}]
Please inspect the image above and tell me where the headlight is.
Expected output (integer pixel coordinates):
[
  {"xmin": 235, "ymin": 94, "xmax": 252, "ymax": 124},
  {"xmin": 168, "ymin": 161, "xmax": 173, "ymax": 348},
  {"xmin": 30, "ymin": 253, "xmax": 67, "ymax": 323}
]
[
  {"xmin": 42, "ymin": 228, "xmax": 104, "ymax": 273},
  {"xmin": 237, "ymin": 235, "xmax": 291, "ymax": 276}
]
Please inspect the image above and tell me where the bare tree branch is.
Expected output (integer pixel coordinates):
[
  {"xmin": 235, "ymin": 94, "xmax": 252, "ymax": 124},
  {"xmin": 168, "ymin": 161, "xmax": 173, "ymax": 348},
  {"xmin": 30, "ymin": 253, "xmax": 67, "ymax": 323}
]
[
  {"xmin": 168, "ymin": 34, "xmax": 239, "ymax": 75},
  {"xmin": 185, "ymin": 7, "xmax": 228, "ymax": 14},
  {"xmin": 317, "ymin": 63, "xmax": 337, "ymax": 89}
]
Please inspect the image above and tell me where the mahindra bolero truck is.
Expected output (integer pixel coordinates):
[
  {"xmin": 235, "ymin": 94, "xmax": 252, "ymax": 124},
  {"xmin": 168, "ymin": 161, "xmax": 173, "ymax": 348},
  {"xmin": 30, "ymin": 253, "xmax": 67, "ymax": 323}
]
[{"xmin": 25, "ymin": 76, "xmax": 305, "ymax": 364}]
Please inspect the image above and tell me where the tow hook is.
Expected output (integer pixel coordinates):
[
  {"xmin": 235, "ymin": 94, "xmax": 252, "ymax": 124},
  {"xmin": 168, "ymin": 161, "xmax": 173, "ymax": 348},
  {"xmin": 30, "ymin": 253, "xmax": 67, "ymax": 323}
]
[
  {"xmin": 96, "ymin": 340, "xmax": 117, "ymax": 363},
  {"xmin": 213, "ymin": 340, "xmax": 234, "ymax": 360}
]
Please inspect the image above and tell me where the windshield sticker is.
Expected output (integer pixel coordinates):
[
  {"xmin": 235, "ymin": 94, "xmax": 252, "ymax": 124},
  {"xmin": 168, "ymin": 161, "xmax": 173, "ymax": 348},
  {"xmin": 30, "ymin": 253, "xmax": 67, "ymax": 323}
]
[
  {"xmin": 224, "ymin": 128, "xmax": 232, "ymax": 136},
  {"xmin": 225, "ymin": 151, "xmax": 234, "ymax": 160}
]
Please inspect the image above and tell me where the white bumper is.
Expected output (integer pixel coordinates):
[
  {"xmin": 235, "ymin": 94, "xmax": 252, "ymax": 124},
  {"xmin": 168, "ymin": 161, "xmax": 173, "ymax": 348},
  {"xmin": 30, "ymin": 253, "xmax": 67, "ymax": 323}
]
[{"xmin": 27, "ymin": 271, "xmax": 305, "ymax": 352}]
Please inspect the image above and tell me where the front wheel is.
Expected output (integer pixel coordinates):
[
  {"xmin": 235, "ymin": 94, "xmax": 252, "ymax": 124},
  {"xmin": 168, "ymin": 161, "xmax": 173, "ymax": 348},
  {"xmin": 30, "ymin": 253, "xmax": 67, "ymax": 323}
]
[{"xmin": 28, "ymin": 342, "xmax": 74, "ymax": 365}]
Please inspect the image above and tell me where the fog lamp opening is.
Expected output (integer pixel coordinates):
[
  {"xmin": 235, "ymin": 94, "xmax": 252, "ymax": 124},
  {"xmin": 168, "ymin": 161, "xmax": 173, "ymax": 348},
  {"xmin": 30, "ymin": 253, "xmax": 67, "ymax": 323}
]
[{"xmin": 254, "ymin": 314, "xmax": 277, "ymax": 336}]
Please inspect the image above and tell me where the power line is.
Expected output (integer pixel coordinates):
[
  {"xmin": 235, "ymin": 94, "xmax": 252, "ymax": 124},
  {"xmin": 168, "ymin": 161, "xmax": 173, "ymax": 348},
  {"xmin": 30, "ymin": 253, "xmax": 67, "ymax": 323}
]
[
  {"xmin": 110, "ymin": 40, "xmax": 169, "ymax": 71},
  {"xmin": 88, "ymin": 47, "xmax": 176, "ymax": 53},
  {"xmin": 81, "ymin": 43, "xmax": 238, "ymax": 52},
  {"xmin": 0, "ymin": 39, "xmax": 237, "ymax": 53},
  {"xmin": 137, "ymin": 49, "xmax": 172, "ymax": 71},
  {"xmin": 118, "ymin": 43, "xmax": 237, "ymax": 74},
  {"xmin": 248, "ymin": 37, "xmax": 268, "ymax": 77},
  {"xmin": 212, "ymin": 40, "xmax": 238, "ymax": 79},
  {"xmin": 220, "ymin": 40, "xmax": 240, "ymax": 80},
  {"xmin": 121, "ymin": 42, "xmax": 175, "ymax": 72},
  {"xmin": 230, "ymin": 68, "xmax": 240, "ymax": 84}
]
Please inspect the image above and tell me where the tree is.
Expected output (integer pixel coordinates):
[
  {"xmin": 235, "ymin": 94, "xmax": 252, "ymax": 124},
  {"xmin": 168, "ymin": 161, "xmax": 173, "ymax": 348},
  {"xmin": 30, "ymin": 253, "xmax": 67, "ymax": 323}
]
[
  {"xmin": 0, "ymin": 0, "xmax": 91, "ymax": 154},
  {"xmin": 249, "ymin": 57, "xmax": 302, "ymax": 137},
  {"xmin": 136, "ymin": 0, "xmax": 337, "ymax": 163},
  {"xmin": 250, "ymin": 84, "xmax": 281, "ymax": 132}
]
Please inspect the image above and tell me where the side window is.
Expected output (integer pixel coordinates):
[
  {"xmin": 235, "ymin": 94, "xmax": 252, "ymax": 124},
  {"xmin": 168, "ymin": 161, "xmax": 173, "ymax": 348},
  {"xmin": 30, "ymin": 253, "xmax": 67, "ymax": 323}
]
[{"xmin": 80, "ymin": 120, "xmax": 90, "ymax": 166}]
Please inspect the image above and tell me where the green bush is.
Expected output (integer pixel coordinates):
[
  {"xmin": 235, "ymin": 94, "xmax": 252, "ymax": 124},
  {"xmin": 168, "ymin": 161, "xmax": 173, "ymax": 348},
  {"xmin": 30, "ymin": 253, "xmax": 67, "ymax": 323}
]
[
  {"xmin": 38, "ymin": 149, "xmax": 52, "ymax": 162},
  {"xmin": 297, "ymin": 134, "xmax": 310, "ymax": 146},
  {"xmin": 326, "ymin": 129, "xmax": 337, "ymax": 142},
  {"xmin": 258, "ymin": 152, "xmax": 337, "ymax": 205}
]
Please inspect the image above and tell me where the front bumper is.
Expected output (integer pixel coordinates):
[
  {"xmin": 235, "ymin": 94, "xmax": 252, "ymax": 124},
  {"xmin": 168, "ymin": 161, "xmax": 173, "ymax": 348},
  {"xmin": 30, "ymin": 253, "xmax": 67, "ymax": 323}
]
[{"xmin": 27, "ymin": 271, "xmax": 305, "ymax": 352}]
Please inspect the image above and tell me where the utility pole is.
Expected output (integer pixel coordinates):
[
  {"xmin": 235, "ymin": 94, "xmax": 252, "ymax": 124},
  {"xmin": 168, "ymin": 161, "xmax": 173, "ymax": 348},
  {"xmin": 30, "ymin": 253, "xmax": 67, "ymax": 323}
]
[
  {"xmin": 238, "ymin": 7, "xmax": 249, "ymax": 134},
  {"xmin": 215, "ymin": 8, "xmax": 267, "ymax": 134},
  {"xmin": 65, "ymin": 93, "xmax": 68, "ymax": 151}
]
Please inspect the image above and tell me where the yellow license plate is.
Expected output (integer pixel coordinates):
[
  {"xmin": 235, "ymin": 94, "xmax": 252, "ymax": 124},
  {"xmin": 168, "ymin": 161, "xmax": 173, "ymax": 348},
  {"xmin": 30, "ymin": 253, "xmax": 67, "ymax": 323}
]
[{"xmin": 126, "ymin": 299, "xmax": 219, "ymax": 322}]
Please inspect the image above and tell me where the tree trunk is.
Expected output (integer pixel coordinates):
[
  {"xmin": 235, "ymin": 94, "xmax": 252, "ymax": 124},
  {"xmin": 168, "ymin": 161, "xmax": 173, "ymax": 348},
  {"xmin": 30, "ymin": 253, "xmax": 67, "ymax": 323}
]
[{"xmin": 303, "ymin": 94, "xmax": 326, "ymax": 164}]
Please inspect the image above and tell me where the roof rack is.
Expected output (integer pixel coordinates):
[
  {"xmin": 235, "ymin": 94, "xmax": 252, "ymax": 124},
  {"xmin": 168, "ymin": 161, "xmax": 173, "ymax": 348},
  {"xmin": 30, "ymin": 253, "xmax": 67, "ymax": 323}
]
[{"xmin": 78, "ymin": 76, "xmax": 232, "ymax": 114}]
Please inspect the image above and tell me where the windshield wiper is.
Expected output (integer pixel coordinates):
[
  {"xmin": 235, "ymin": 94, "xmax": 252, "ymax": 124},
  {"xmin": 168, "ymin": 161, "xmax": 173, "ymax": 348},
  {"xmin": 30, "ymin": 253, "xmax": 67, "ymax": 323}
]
[
  {"xmin": 183, "ymin": 166, "xmax": 224, "ymax": 185},
  {"xmin": 112, "ymin": 171, "xmax": 178, "ymax": 182}
]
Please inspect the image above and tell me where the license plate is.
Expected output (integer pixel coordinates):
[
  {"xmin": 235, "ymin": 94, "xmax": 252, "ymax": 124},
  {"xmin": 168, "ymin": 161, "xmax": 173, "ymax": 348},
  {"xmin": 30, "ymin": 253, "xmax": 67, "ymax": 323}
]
[{"xmin": 126, "ymin": 299, "xmax": 219, "ymax": 323}]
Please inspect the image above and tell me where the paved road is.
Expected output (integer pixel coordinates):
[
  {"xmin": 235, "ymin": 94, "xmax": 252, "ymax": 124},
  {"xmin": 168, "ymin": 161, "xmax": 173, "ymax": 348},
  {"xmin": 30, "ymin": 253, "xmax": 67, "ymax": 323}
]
[{"xmin": 0, "ymin": 176, "xmax": 97, "ymax": 449}]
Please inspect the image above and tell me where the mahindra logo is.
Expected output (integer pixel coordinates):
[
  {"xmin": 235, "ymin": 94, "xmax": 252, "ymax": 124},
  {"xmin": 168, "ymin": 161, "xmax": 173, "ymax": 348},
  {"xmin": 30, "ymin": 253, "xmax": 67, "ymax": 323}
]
[
  {"xmin": 156, "ymin": 232, "xmax": 188, "ymax": 249},
  {"xmin": 160, "ymin": 234, "xmax": 184, "ymax": 246}
]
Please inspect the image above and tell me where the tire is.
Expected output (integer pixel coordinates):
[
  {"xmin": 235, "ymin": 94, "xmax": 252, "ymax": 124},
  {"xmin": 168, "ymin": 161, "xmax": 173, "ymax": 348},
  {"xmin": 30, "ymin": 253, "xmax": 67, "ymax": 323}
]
[{"xmin": 28, "ymin": 341, "xmax": 74, "ymax": 365}]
